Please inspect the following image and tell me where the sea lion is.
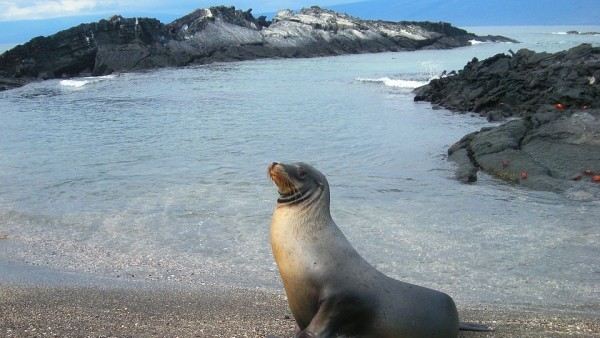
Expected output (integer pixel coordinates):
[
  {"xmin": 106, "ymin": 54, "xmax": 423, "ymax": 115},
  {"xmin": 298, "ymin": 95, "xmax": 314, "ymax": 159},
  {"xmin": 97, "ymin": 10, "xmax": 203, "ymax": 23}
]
[{"xmin": 268, "ymin": 162, "xmax": 491, "ymax": 338}]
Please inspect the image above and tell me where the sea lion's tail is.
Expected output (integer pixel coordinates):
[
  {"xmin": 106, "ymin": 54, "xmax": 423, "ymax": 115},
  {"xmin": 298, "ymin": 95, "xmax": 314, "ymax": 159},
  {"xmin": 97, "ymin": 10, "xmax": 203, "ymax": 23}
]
[{"xmin": 459, "ymin": 322, "xmax": 494, "ymax": 332}]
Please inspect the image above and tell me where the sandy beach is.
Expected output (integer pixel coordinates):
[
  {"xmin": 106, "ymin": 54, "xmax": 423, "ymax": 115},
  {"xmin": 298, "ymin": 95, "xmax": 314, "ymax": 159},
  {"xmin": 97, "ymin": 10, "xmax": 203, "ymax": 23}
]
[
  {"xmin": 1, "ymin": 263, "xmax": 599, "ymax": 338},
  {"xmin": 2, "ymin": 285, "xmax": 600, "ymax": 337}
]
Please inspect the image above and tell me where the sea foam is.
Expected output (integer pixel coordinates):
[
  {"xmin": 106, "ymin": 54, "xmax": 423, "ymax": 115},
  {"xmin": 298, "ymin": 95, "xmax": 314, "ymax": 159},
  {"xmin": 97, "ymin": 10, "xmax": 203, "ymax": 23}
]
[
  {"xmin": 356, "ymin": 77, "xmax": 428, "ymax": 89},
  {"xmin": 468, "ymin": 39, "xmax": 486, "ymax": 45},
  {"xmin": 60, "ymin": 75, "xmax": 116, "ymax": 88}
]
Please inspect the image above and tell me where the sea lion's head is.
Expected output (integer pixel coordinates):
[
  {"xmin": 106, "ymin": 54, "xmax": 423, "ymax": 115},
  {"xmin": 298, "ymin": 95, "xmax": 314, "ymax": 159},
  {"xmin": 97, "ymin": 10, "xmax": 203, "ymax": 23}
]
[{"xmin": 268, "ymin": 162, "xmax": 328, "ymax": 205}]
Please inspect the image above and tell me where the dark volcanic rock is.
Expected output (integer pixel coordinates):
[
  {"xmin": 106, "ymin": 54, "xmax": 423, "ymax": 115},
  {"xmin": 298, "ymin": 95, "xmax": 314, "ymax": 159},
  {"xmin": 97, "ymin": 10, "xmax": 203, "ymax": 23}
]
[
  {"xmin": 414, "ymin": 44, "xmax": 600, "ymax": 121},
  {"xmin": 417, "ymin": 45, "xmax": 600, "ymax": 194},
  {"xmin": 448, "ymin": 110, "xmax": 600, "ymax": 194},
  {"xmin": 0, "ymin": 6, "xmax": 515, "ymax": 91},
  {"xmin": 567, "ymin": 30, "xmax": 600, "ymax": 36}
]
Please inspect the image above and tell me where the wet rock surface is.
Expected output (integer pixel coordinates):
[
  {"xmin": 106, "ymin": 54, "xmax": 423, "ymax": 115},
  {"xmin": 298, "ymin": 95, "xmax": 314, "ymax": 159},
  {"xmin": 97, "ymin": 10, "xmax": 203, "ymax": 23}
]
[
  {"xmin": 0, "ymin": 6, "xmax": 515, "ymax": 91},
  {"xmin": 415, "ymin": 44, "xmax": 600, "ymax": 194}
]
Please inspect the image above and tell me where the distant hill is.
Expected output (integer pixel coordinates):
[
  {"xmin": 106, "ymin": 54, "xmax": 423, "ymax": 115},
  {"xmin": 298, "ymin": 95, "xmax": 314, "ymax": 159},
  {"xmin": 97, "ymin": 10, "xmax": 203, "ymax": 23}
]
[{"xmin": 329, "ymin": 0, "xmax": 600, "ymax": 26}]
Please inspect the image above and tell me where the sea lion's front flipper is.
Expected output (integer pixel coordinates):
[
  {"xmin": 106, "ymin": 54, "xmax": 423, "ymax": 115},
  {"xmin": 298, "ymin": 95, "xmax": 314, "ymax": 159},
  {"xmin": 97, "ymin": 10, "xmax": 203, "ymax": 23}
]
[
  {"xmin": 296, "ymin": 293, "xmax": 373, "ymax": 337},
  {"xmin": 295, "ymin": 330, "xmax": 316, "ymax": 338},
  {"xmin": 294, "ymin": 298, "xmax": 333, "ymax": 338},
  {"xmin": 459, "ymin": 322, "xmax": 494, "ymax": 331}
]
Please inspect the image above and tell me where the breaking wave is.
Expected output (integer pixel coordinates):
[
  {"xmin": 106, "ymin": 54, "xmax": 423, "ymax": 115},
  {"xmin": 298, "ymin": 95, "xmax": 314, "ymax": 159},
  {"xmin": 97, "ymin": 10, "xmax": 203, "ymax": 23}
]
[
  {"xmin": 59, "ymin": 75, "xmax": 117, "ymax": 88},
  {"xmin": 356, "ymin": 77, "xmax": 429, "ymax": 89},
  {"xmin": 468, "ymin": 39, "xmax": 487, "ymax": 45}
]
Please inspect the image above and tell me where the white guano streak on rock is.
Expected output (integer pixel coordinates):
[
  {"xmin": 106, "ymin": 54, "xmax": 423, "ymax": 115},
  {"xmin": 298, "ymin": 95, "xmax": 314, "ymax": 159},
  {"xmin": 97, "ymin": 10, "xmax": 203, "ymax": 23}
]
[
  {"xmin": 379, "ymin": 26, "xmax": 427, "ymax": 40},
  {"xmin": 269, "ymin": 8, "xmax": 432, "ymax": 43},
  {"xmin": 350, "ymin": 29, "xmax": 367, "ymax": 39},
  {"xmin": 192, "ymin": 19, "xmax": 263, "ymax": 47},
  {"xmin": 274, "ymin": 10, "xmax": 357, "ymax": 30},
  {"xmin": 262, "ymin": 21, "xmax": 318, "ymax": 47}
]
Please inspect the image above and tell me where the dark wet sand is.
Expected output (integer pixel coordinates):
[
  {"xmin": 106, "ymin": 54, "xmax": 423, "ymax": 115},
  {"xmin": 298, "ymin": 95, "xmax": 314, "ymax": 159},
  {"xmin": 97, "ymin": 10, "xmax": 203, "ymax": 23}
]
[{"xmin": 1, "ymin": 284, "xmax": 599, "ymax": 338}]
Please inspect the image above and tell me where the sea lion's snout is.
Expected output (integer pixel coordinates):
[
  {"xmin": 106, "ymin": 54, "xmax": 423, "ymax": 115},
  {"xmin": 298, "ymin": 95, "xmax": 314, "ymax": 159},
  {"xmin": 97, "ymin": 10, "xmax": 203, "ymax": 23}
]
[
  {"xmin": 268, "ymin": 162, "xmax": 296, "ymax": 197},
  {"xmin": 268, "ymin": 162, "xmax": 279, "ymax": 175},
  {"xmin": 268, "ymin": 162, "xmax": 281, "ymax": 182}
]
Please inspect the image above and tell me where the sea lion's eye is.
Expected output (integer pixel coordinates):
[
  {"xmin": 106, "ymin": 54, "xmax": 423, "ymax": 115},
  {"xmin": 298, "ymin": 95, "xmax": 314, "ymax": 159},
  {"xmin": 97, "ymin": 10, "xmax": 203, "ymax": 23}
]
[{"xmin": 298, "ymin": 166, "xmax": 306, "ymax": 179}]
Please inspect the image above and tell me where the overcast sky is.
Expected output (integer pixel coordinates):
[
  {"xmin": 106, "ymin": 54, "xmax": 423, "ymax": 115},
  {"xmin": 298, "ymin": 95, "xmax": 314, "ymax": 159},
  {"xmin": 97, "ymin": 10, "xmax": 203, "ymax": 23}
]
[{"xmin": 0, "ymin": 0, "xmax": 358, "ymax": 21}]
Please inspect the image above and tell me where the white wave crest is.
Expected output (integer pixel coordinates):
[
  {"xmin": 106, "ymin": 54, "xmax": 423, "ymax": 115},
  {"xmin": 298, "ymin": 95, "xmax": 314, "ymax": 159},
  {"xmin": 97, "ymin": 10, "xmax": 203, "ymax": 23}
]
[
  {"xmin": 469, "ymin": 39, "xmax": 487, "ymax": 45},
  {"xmin": 60, "ymin": 79, "xmax": 91, "ymax": 87},
  {"xmin": 551, "ymin": 31, "xmax": 568, "ymax": 35},
  {"xmin": 60, "ymin": 75, "xmax": 116, "ymax": 88},
  {"xmin": 356, "ymin": 77, "xmax": 428, "ymax": 89}
]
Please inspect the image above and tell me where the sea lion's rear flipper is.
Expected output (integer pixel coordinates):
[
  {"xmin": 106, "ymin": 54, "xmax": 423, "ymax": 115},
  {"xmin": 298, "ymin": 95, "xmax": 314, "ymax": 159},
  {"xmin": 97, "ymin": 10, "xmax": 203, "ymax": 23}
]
[{"xmin": 459, "ymin": 322, "xmax": 494, "ymax": 332}]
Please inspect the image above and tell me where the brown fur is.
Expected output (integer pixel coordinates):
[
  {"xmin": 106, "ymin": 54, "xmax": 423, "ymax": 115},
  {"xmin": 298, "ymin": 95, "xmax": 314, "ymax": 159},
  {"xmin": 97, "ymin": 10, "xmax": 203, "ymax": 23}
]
[{"xmin": 269, "ymin": 164, "xmax": 297, "ymax": 196}]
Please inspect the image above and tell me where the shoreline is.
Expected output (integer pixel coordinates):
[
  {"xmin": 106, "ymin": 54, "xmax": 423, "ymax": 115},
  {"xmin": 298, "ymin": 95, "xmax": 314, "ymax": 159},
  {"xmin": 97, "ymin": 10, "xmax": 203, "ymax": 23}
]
[
  {"xmin": 2, "ymin": 284, "xmax": 599, "ymax": 337},
  {"xmin": 1, "ymin": 261, "xmax": 599, "ymax": 337}
]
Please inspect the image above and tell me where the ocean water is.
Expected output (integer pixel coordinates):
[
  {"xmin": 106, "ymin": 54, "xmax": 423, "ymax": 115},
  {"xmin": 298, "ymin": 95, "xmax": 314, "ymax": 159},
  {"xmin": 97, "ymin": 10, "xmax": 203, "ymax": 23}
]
[{"xmin": 1, "ymin": 26, "xmax": 599, "ymax": 312}]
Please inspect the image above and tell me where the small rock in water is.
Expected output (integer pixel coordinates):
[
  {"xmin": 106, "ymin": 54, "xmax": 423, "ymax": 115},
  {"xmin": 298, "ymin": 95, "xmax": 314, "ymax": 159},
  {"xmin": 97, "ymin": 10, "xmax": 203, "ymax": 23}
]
[{"xmin": 0, "ymin": 234, "xmax": 7, "ymax": 240}]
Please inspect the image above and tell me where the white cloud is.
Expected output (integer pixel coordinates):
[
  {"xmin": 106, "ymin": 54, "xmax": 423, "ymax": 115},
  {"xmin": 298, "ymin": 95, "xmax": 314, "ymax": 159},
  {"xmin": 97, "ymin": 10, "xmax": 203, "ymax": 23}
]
[{"xmin": 0, "ymin": 0, "xmax": 115, "ymax": 21}]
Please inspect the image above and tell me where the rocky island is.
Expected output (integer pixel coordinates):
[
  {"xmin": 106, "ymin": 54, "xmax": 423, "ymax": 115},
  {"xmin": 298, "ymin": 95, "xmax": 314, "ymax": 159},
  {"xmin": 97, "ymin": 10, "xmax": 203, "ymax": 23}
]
[
  {"xmin": 0, "ymin": 6, "xmax": 515, "ymax": 91},
  {"xmin": 415, "ymin": 44, "xmax": 600, "ymax": 196},
  {"xmin": 566, "ymin": 30, "xmax": 600, "ymax": 36}
]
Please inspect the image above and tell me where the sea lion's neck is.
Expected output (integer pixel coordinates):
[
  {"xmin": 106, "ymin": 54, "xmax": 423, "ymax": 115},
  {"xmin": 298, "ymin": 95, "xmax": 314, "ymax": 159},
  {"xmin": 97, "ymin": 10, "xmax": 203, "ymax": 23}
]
[
  {"xmin": 273, "ymin": 186, "xmax": 331, "ymax": 232},
  {"xmin": 280, "ymin": 185, "xmax": 329, "ymax": 219},
  {"xmin": 277, "ymin": 185, "xmax": 314, "ymax": 204}
]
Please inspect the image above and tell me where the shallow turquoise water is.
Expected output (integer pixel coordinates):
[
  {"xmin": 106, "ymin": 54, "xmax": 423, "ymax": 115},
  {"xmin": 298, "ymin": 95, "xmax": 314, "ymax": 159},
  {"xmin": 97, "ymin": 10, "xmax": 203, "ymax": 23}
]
[{"xmin": 0, "ymin": 26, "xmax": 599, "ymax": 312}]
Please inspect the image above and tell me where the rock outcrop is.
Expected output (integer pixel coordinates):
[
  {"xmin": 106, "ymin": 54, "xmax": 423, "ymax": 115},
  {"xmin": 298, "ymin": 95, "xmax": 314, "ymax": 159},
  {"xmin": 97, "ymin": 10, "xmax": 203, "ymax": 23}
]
[
  {"xmin": 567, "ymin": 30, "xmax": 600, "ymax": 36},
  {"xmin": 0, "ymin": 6, "xmax": 515, "ymax": 91},
  {"xmin": 415, "ymin": 44, "xmax": 600, "ymax": 195},
  {"xmin": 448, "ymin": 110, "xmax": 600, "ymax": 195},
  {"xmin": 414, "ymin": 44, "xmax": 600, "ymax": 121}
]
